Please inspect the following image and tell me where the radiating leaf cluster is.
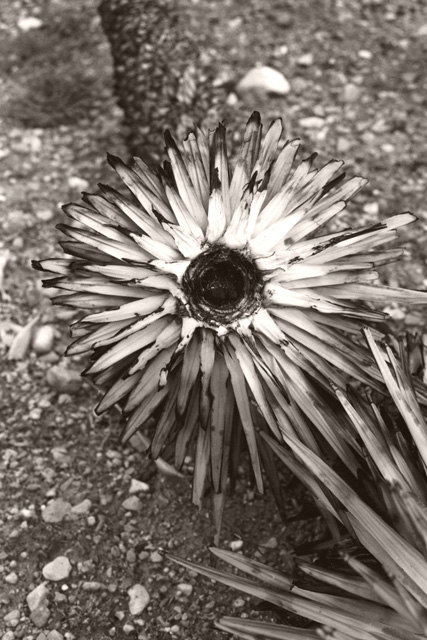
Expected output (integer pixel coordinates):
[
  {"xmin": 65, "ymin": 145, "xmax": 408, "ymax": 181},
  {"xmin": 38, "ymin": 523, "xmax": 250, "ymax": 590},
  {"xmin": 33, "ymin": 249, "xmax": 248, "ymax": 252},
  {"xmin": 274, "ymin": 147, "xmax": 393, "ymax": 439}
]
[{"xmin": 169, "ymin": 330, "xmax": 427, "ymax": 638}]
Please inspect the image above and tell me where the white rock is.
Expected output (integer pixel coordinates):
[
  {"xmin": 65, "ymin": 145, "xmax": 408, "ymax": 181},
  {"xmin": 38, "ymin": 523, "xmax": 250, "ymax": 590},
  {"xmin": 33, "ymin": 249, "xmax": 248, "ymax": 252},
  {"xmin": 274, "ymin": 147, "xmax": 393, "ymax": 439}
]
[
  {"xmin": 358, "ymin": 49, "xmax": 372, "ymax": 60},
  {"xmin": 71, "ymin": 499, "xmax": 92, "ymax": 516},
  {"xmin": 236, "ymin": 66, "xmax": 290, "ymax": 100},
  {"xmin": 81, "ymin": 581, "xmax": 105, "ymax": 591},
  {"xmin": 342, "ymin": 82, "xmax": 361, "ymax": 103},
  {"xmin": 230, "ymin": 540, "xmax": 243, "ymax": 551},
  {"xmin": 129, "ymin": 479, "xmax": 149, "ymax": 494},
  {"xmin": 18, "ymin": 16, "xmax": 43, "ymax": 31},
  {"xmin": 51, "ymin": 447, "xmax": 71, "ymax": 466},
  {"xmin": 4, "ymin": 608, "xmax": 20, "ymax": 626},
  {"xmin": 149, "ymin": 551, "xmax": 163, "ymax": 564},
  {"xmin": 276, "ymin": 11, "xmax": 293, "ymax": 28},
  {"xmin": 261, "ymin": 536, "xmax": 278, "ymax": 549},
  {"xmin": 336, "ymin": 137, "xmax": 351, "ymax": 154},
  {"xmin": 233, "ymin": 597, "xmax": 245, "ymax": 607},
  {"xmin": 297, "ymin": 53, "xmax": 314, "ymax": 66},
  {"xmin": 36, "ymin": 208, "xmax": 55, "ymax": 222},
  {"xmin": 416, "ymin": 23, "xmax": 427, "ymax": 37},
  {"xmin": 2, "ymin": 630, "xmax": 16, "ymax": 640},
  {"xmin": 381, "ymin": 143, "xmax": 395, "ymax": 154},
  {"xmin": 47, "ymin": 631, "xmax": 64, "ymax": 640},
  {"xmin": 5, "ymin": 572, "xmax": 18, "ymax": 584},
  {"xmin": 42, "ymin": 556, "xmax": 72, "ymax": 582},
  {"xmin": 274, "ymin": 44, "xmax": 289, "ymax": 57},
  {"xmin": 298, "ymin": 116, "xmax": 326, "ymax": 129},
  {"xmin": 42, "ymin": 499, "xmax": 72, "ymax": 523},
  {"xmin": 121, "ymin": 496, "xmax": 142, "ymax": 512},
  {"xmin": 363, "ymin": 202, "xmax": 379, "ymax": 216},
  {"xmin": 383, "ymin": 305, "xmax": 405, "ymax": 321},
  {"xmin": 27, "ymin": 582, "xmax": 49, "ymax": 612},
  {"xmin": 67, "ymin": 176, "xmax": 89, "ymax": 192},
  {"xmin": 177, "ymin": 583, "xmax": 193, "ymax": 596},
  {"xmin": 226, "ymin": 91, "xmax": 239, "ymax": 106},
  {"xmin": 32, "ymin": 324, "xmax": 55, "ymax": 355},
  {"xmin": 128, "ymin": 584, "xmax": 150, "ymax": 615}
]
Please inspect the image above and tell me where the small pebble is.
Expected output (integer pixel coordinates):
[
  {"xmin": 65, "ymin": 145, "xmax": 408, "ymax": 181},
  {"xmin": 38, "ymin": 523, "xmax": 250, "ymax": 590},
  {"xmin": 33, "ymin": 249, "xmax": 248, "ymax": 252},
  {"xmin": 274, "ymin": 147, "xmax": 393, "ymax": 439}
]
[
  {"xmin": 42, "ymin": 499, "xmax": 72, "ymax": 524},
  {"xmin": 71, "ymin": 499, "xmax": 92, "ymax": 516},
  {"xmin": 358, "ymin": 49, "xmax": 372, "ymax": 59},
  {"xmin": 82, "ymin": 582, "xmax": 105, "ymax": 591},
  {"xmin": 416, "ymin": 23, "xmax": 427, "ymax": 37},
  {"xmin": 12, "ymin": 236, "xmax": 24, "ymax": 250},
  {"xmin": 4, "ymin": 609, "xmax": 20, "ymax": 627},
  {"xmin": 68, "ymin": 176, "xmax": 89, "ymax": 191},
  {"xmin": 123, "ymin": 624, "xmax": 135, "ymax": 636},
  {"xmin": 126, "ymin": 550, "xmax": 137, "ymax": 564},
  {"xmin": 149, "ymin": 551, "xmax": 163, "ymax": 564},
  {"xmin": 261, "ymin": 536, "xmax": 278, "ymax": 550},
  {"xmin": 342, "ymin": 82, "xmax": 361, "ymax": 103},
  {"xmin": 2, "ymin": 631, "xmax": 15, "ymax": 640},
  {"xmin": 128, "ymin": 584, "xmax": 150, "ymax": 616},
  {"xmin": 176, "ymin": 583, "xmax": 193, "ymax": 597},
  {"xmin": 4, "ymin": 210, "xmax": 26, "ymax": 235},
  {"xmin": 36, "ymin": 209, "xmax": 55, "ymax": 222},
  {"xmin": 230, "ymin": 540, "xmax": 243, "ymax": 552},
  {"xmin": 381, "ymin": 143, "xmax": 395, "ymax": 154},
  {"xmin": 363, "ymin": 202, "xmax": 379, "ymax": 216},
  {"xmin": 54, "ymin": 592, "xmax": 67, "ymax": 603},
  {"xmin": 42, "ymin": 556, "xmax": 72, "ymax": 582},
  {"xmin": 297, "ymin": 52, "xmax": 313, "ymax": 66},
  {"xmin": 121, "ymin": 497, "xmax": 142, "ymax": 512},
  {"xmin": 371, "ymin": 118, "xmax": 389, "ymax": 134},
  {"xmin": 51, "ymin": 447, "xmax": 71, "ymax": 466},
  {"xmin": 32, "ymin": 325, "xmax": 55, "ymax": 355},
  {"xmin": 336, "ymin": 137, "xmax": 351, "ymax": 154},
  {"xmin": 233, "ymin": 597, "xmax": 245, "ymax": 608},
  {"xmin": 30, "ymin": 605, "xmax": 50, "ymax": 628},
  {"xmin": 298, "ymin": 116, "xmax": 325, "ymax": 129},
  {"xmin": 276, "ymin": 11, "xmax": 293, "ymax": 27},
  {"xmin": 46, "ymin": 632, "xmax": 63, "ymax": 640},
  {"xmin": 46, "ymin": 365, "xmax": 82, "ymax": 394},
  {"xmin": 5, "ymin": 572, "xmax": 18, "ymax": 584},
  {"xmin": 18, "ymin": 16, "xmax": 43, "ymax": 31},
  {"xmin": 129, "ymin": 479, "xmax": 150, "ymax": 494}
]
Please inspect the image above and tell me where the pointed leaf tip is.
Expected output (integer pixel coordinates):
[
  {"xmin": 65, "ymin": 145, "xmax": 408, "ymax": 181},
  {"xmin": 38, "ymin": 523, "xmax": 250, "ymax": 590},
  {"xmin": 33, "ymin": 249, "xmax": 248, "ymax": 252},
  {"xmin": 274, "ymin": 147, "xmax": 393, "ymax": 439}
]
[
  {"xmin": 248, "ymin": 111, "xmax": 261, "ymax": 125},
  {"xmin": 106, "ymin": 152, "xmax": 123, "ymax": 169},
  {"xmin": 164, "ymin": 129, "xmax": 178, "ymax": 149}
]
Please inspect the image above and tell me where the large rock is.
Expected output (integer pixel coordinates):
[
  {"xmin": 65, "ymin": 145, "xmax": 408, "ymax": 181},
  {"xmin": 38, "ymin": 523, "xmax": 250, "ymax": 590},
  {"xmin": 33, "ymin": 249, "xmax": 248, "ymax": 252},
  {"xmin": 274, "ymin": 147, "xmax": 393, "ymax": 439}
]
[
  {"xmin": 128, "ymin": 584, "xmax": 150, "ymax": 615},
  {"xmin": 236, "ymin": 66, "xmax": 290, "ymax": 102},
  {"xmin": 42, "ymin": 498, "xmax": 72, "ymax": 523},
  {"xmin": 27, "ymin": 582, "xmax": 49, "ymax": 612},
  {"xmin": 42, "ymin": 556, "xmax": 72, "ymax": 582}
]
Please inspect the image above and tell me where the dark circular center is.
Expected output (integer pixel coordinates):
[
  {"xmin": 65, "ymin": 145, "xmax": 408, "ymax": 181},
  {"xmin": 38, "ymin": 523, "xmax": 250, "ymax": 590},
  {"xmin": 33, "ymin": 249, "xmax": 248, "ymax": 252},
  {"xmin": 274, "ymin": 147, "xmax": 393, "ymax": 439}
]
[{"xmin": 181, "ymin": 245, "xmax": 262, "ymax": 326}]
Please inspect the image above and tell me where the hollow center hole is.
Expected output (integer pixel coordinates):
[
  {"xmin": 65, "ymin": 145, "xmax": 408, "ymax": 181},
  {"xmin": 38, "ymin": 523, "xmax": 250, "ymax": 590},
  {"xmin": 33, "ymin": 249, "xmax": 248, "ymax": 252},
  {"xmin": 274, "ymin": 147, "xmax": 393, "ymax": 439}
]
[
  {"xmin": 199, "ymin": 260, "xmax": 246, "ymax": 309},
  {"xmin": 182, "ymin": 245, "xmax": 262, "ymax": 325}
]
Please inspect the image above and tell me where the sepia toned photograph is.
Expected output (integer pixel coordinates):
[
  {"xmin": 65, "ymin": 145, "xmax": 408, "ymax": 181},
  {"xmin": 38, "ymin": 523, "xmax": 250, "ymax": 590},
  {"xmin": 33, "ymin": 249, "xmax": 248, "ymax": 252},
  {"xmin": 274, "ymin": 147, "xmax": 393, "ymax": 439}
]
[{"xmin": 1, "ymin": 1, "xmax": 427, "ymax": 639}]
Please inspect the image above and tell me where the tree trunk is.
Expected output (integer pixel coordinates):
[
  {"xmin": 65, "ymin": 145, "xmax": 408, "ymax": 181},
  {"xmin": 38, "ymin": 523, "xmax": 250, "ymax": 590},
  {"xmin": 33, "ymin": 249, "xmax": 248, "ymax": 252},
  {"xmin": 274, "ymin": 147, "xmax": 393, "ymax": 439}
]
[{"xmin": 98, "ymin": 0, "xmax": 229, "ymax": 164}]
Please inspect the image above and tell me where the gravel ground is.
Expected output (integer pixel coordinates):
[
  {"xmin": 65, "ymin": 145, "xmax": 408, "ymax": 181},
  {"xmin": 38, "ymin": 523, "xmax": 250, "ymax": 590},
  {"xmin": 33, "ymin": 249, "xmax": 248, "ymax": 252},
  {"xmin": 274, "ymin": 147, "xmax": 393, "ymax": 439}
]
[{"xmin": 1, "ymin": 1, "xmax": 427, "ymax": 639}]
